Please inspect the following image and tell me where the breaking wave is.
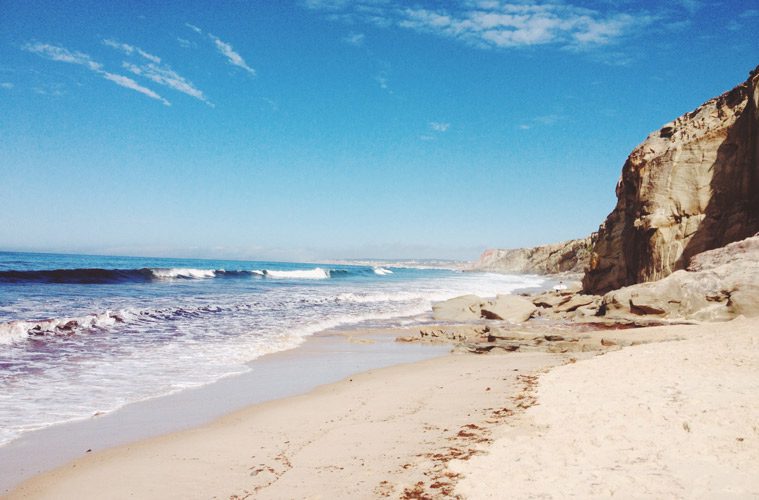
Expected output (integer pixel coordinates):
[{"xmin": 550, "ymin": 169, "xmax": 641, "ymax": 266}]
[
  {"xmin": 0, "ymin": 266, "xmax": 393, "ymax": 284},
  {"xmin": 260, "ymin": 268, "xmax": 330, "ymax": 280}
]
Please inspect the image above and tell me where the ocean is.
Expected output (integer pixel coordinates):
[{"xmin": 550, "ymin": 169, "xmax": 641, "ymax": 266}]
[{"xmin": 0, "ymin": 251, "xmax": 544, "ymax": 447}]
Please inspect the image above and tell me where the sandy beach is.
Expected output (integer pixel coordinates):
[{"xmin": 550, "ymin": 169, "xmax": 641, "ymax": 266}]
[{"xmin": 8, "ymin": 314, "xmax": 758, "ymax": 499}]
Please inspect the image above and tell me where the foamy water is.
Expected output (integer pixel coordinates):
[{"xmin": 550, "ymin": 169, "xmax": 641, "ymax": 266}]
[{"xmin": 0, "ymin": 252, "xmax": 543, "ymax": 446}]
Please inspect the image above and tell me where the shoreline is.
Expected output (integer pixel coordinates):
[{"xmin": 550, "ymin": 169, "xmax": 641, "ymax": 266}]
[
  {"xmin": 9, "ymin": 343, "xmax": 572, "ymax": 499},
  {"xmin": 7, "ymin": 303, "xmax": 758, "ymax": 498},
  {"xmin": 0, "ymin": 325, "xmax": 448, "ymax": 494}
]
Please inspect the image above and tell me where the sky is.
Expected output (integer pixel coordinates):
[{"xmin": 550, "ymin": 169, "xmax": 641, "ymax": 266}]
[{"xmin": 0, "ymin": 1, "xmax": 757, "ymax": 261}]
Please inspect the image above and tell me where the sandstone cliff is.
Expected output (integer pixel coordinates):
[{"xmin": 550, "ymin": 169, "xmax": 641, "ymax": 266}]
[
  {"xmin": 583, "ymin": 66, "xmax": 759, "ymax": 294},
  {"xmin": 471, "ymin": 236, "xmax": 595, "ymax": 275}
]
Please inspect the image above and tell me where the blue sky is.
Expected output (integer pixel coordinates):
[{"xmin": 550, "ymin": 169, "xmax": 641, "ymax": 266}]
[{"xmin": 1, "ymin": 1, "xmax": 757, "ymax": 261}]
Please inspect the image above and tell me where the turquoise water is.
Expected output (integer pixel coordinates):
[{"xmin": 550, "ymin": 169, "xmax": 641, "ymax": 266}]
[{"xmin": 0, "ymin": 251, "xmax": 544, "ymax": 445}]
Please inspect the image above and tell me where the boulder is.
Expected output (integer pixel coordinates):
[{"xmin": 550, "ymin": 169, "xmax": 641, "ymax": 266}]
[
  {"xmin": 480, "ymin": 295, "xmax": 537, "ymax": 323},
  {"xmin": 431, "ymin": 295, "xmax": 484, "ymax": 322},
  {"xmin": 431, "ymin": 294, "xmax": 537, "ymax": 323},
  {"xmin": 554, "ymin": 294, "xmax": 599, "ymax": 313}
]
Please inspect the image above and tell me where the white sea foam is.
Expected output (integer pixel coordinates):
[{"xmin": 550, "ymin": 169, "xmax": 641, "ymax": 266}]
[
  {"xmin": 336, "ymin": 291, "xmax": 421, "ymax": 303},
  {"xmin": 263, "ymin": 268, "xmax": 330, "ymax": 280},
  {"xmin": 0, "ymin": 311, "xmax": 127, "ymax": 345},
  {"xmin": 150, "ymin": 268, "xmax": 217, "ymax": 279},
  {"xmin": 373, "ymin": 267, "xmax": 394, "ymax": 275},
  {"xmin": 0, "ymin": 267, "xmax": 547, "ymax": 447}
]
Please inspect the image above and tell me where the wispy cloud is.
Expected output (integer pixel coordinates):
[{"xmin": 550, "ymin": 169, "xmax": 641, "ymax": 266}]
[
  {"xmin": 103, "ymin": 39, "xmax": 213, "ymax": 106},
  {"xmin": 177, "ymin": 37, "xmax": 194, "ymax": 49},
  {"xmin": 375, "ymin": 72, "xmax": 389, "ymax": 89},
  {"xmin": 23, "ymin": 42, "xmax": 102, "ymax": 71},
  {"xmin": 306, "ymin": 1, "xmax": 655, "ymax": 51},
  {"xmin": 101, "ymin": 72, "xmax": 170, "ymax": 105},
  {"xmin": 675, "ymin": 0, "xmax": 702, "ymax": 15},
  {"xmin": 429, "ymin": 121, "xmax": 450, "ymax": 132},
  {"xmin": 103, "ymin": 39, "xmax": 161, "ymax": 63},
  {"xmin": 102, "ymin": 38, "xmax": 211, "ymax": 105},
  {"xmin": 0, "ymin": 82, "xmax": 13, "ymax": 89},
  {"xmin": 186, "ymin": 23, "xmax": 256, "ymax": 76},
  {"xmin": 123, "ymin": 62, "xmax": 211, "ymax": 105},
  {"xmin": 518, "ymin": 113, "xmax": 564, "ymax": 130},
  {"xmin": 343, "ymin": 32, "xmax": 365, "ymax": 46},
  {"xmin": 209, "ymin": 34, "xmax": 256, "ymax": 75},
  {"xmin": 22, "ymin": 42, "xmax": 170, "ymax": 105}
]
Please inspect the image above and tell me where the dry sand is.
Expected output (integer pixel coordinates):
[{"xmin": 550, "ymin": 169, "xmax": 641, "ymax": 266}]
[
  {"xmin": 453, "ymin": 317, "xmax": 759, "ymax": 499},
  {"xmin": 8, "ymin": 318, "xmax": 759, "ymax": 499}
]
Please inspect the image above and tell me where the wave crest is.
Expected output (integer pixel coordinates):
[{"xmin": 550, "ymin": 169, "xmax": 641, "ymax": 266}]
[{"xmin": 262, "ymin": 268, "xmax": 330, "ymax": 280}]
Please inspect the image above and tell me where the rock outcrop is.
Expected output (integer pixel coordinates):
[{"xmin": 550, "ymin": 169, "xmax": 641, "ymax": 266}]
[
  {"xmin": 432, "ymin": 294, "xmax": 537, "ymax": 323},
  {"xmin": 472, "ymin": 236, "xmax": 595, "ymax": 275},
  {"xmin": 599, "ymin": 234, "xmax": 759, "ymax": 321},
  {"xmin": 583, "ymin": 66, "xmax": 759, "ymax": 294}
]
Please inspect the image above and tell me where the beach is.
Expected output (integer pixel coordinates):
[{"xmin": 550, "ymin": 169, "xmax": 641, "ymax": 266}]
[{"xmin": 8, "ymin": 315, "xmax": 758, "ymax": 499}]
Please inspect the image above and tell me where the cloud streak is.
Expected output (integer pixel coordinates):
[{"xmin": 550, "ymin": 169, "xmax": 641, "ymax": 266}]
[
  {"xmin": 122, "ymin": 61, "xmax": 211, "ymax": 105},
  {"xmin": 23, "ymin": 42, "xmax": 170, "ymax": 105},
  {"xmin": 101, "ymin": 72, "xmax": 170, "ymax": 105},
  {"xmin": 306, "ymin": 1, "xmax": 654, "ymax": 51},
  {"xmin": 102, "ymin": 38, "xmax": 210, "ymax": 105},
  {"xmin": 186, "ymin": 24, "xmax": 256, "ymax": 76},
  {"xmin": 343, "ymin": 32, "xmax": 365, "ymax": 46},
  {"xmin": 430, "ymin": 121, "xmax": 450, "ymax": 132},
  {"xmin": 103, "ymin": 39, "xmax": 161, "ymax": 63},
  {"xmin": 209, "ymin": 34, "xmax": 256, "ymax": 75}
]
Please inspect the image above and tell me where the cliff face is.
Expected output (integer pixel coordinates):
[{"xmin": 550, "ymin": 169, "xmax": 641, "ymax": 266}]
[
  {"xmin": 472, "ymin": 236, "xmax": 595, "ymax": 275},
  {"xmin": 583, "ymin": 67, "xmax": 759, "ymax": 294}
]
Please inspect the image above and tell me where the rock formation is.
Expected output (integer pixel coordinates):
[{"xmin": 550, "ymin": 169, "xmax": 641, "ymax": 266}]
[
  {"xmin": 472, "ymin": 236, "xmax": 595, "ymax": 275},
  {"xmin": 599, "ymin": 234, "xmax": 759, "ymax": 321},
  {"xmin": 583, "ymin": 66, "xmax": 759, "ymax": 294},
  {"xmin": 432, "ymin": 294, "xmax": 537, "ymax": 323}
]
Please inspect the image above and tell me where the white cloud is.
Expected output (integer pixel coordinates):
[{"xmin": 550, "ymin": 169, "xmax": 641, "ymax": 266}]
[
  {"xmin": 100, "ymin": 37, "xmax": 210, "ymax": 105},
  {"xmin": 262, "ymin": 97, "xmax": 279, "ymax": 111},
  {"xmin": 0, "ymin": 82, "xmax": 13, "ymax": 89},
  {"xmin": 306, "ymin": 1, "xmax": 654, "ymax": 51},
  {"xmin": 23, "ymin": 42, "xmax": 102, "ymax": 71},
  {"xmin": 103, "ymin": 39, "xmax": 161, "ymax": 63},
  {"xmin": 518, "ymin": 113, "xmax": 564, "ymax": 130},
  {"xmin": 177, "ymin": 37, "xmax": 193, "ymax": 48},
  {"xmin": 429, "ymin": 121, "xmax": 450, "ymax": 132},
  {"xmin": 123, "ymin": 61, "xmax": 211, "ymax": 105},
  {"xmin": 102, "ymin": 72, "xmax": 171, "ymax": 106},
  {"xmin": 209, "ymin": 34, "xmax": 256, "ymax": 76},
  {"xmin": 675, "ymin": 0, "xmax": 702, "ymax": 14},
  {"xmin": 343, "ymin": 32, "xmax": 366, "ymax": 46},
  {"xmin": 23, "ymin": 41, "xmax": 170, "ymax": 105},
  {"xmin": 375, "ymin": 72, "xmax": 389, "ymax": 89},
  {"xmin": 185, "ymin": 24, "xmax": 256, "ymax": 76}
]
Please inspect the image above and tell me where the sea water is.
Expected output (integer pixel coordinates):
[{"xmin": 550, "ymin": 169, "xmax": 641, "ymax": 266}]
[{"xmin": 0, "ymin": 251, "xmax": 544, "ymax": 446}]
